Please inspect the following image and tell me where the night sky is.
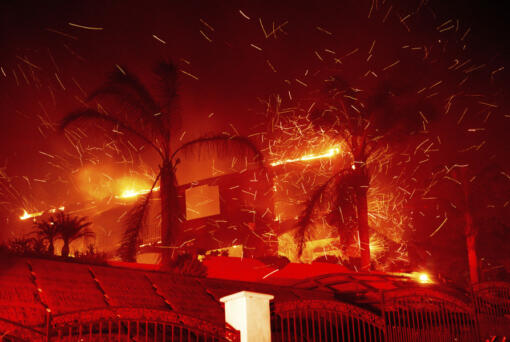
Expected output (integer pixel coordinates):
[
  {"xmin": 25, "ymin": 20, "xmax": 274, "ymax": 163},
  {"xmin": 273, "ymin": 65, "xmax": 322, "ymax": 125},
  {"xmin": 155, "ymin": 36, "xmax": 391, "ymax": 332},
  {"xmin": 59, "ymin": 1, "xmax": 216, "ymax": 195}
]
[{"xmin": 1, "ymin": 0, "xmax": 509, "ymax": 273}]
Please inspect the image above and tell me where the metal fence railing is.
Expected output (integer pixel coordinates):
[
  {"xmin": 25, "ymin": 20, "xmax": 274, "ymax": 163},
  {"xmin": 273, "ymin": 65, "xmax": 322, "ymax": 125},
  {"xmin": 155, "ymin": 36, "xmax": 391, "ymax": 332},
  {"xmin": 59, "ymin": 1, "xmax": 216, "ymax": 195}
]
[
  {"xmin": 382, "ymin": 288, "xmax": 479, "ymax": 342},
  {"xmin": 50, "ymin": 318, "xmax": 236, "ymax": 342},
  {"xmin": 473, "ymin": 281, "xmax": 510, "ymax": 339},
  {"xmin": 0, "ymin": 307, "xmax": 240, "ymax": 342},
  {"xmin": 3, "ymin": 282, "xmax": 510, "ymax": 342},
  {"xmin": 271, "ymin": 300, "xmax": 384, "ymax": 342},
  {"xmin": 269, "ymin": 284, "xmax": 510, "ymax": 341}
]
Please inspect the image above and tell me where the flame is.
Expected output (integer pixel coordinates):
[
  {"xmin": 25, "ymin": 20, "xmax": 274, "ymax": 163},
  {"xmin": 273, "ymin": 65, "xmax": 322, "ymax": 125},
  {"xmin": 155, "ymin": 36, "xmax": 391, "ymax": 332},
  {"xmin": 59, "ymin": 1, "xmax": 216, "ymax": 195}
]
[
  {"xmin": 407, "ymin": 271, "xmax": 434, "ymax": 284},
  {"xmin": 418, "ymin": 273, "xmax": 430, "ymax": 283},
  {"xmin": 119, "ymin": 147, "xmax": 341, "ymax": 199},
  {"xmin": 113, "ymin": 177, "xmax": 154, "ymax": 200},
  {"xmin": 19, "ymin": 206, "xmax": 65, "ymax": 221},
  {"xmin": 270, "ymin": 147, "xmax": 341, "ymax": 167},
  {"xmin": 19, "ymin": 209, "xmax": 44, "ymax": 220},
  {"xmin": 115, "ymin": 186, "xmax": 160, "ymax": 199},
  {"xmin": 21, "ymin": 147, "xmax": 342, "ymax": 218}
]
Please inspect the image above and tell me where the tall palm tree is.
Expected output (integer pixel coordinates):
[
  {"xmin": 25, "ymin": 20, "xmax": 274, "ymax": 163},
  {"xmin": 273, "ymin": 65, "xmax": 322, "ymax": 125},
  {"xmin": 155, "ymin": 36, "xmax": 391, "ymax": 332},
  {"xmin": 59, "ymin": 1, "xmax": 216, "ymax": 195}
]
[
  {"xmin": 296, "ymin": 69, "xmax": 435, "ymax": 271},
  {"xmin": 32, "ymin": 217, "xmax": 60, "ymax": 255},
  {"xmin": 61, "ymin": 61, "xmax": 262, "ymax": 263},
  {"xmin": 405, "ymin": 79, "xmax": 507, "ymax": 285},
  {"xmin": 51, "ymin": 212, "xmax": 94, "ymax": 257},
  {"xmin": 430, "ymin": 163, "xmax": 509, "ymax": 284}
]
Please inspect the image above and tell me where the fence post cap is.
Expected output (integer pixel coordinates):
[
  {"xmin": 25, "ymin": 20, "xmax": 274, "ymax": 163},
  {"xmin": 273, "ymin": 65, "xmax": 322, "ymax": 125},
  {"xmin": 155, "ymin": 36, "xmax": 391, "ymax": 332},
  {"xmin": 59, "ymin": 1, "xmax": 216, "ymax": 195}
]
[{"xmin": 220, "ymin": 291, "xmax": 274, "ymax": 303}]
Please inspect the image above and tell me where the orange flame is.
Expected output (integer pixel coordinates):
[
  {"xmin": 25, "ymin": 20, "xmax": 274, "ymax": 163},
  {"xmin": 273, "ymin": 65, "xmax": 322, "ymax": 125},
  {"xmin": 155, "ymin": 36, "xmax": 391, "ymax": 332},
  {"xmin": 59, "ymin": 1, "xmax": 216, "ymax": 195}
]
[
  {"xmin": 115, "ymin": 186, "xmax": 160, "ymax": 199},
  {"xmin": 19, "ymin": 210, "xmax": 43, "ymax": 220},
  {"xmin": 270, "ymin": 147, "xmax": 341, "ymax": 167},
  {"xmin": 19, "ymin": 206, "xmax": 65, "ymax": 221}
]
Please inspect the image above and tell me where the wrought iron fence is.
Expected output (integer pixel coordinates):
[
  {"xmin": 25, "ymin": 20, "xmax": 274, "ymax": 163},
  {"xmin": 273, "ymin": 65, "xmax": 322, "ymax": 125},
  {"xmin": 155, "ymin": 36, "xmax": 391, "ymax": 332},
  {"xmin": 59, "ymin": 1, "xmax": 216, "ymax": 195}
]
[
  {"xmin": 50, "ymin": 318, "xmax": 235, "ymax": 341},
  {"xmin": 473, "ymin": 281, "xmax": 510, "ymax": 339},
  {"xmin": 0, "ymin": 307, "xmax": 240, "ymax": 342},
  {"xmin": 4, "ymin": 282, "xmax": 510, "ymax": 342},
  {"xmin": 48, "ymin": 307, "xmax": 240, "ymax": 342},
  {"xmin": 382, "ymin": 287, "xmax": 479, "ymax": 342},
  {"xmin": 271, "ymin": 300, "xmax": 384, "ymax": 342}
]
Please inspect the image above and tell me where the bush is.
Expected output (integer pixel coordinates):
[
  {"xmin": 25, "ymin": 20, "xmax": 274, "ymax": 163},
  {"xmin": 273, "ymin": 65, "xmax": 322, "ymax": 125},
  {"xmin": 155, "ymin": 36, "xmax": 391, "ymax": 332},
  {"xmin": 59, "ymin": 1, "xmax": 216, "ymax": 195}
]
[{"xmin": 168, "ymin": 253, "xmax": 207, "ymax": 277}]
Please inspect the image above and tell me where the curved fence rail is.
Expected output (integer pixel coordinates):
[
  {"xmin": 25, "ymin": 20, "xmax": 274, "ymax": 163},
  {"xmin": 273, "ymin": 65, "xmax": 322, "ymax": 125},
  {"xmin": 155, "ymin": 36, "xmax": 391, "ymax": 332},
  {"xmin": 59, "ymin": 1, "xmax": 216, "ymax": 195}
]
[
  {"xmin": 382, "ymin": 287, "xmax": 479, "ymax": 342},
  {"xmin": 0, "ymin": 317, "xmax": 47, "ymax": 342},
  {"xmin": 473, "ymin": 281, "xmax": 510, "ymax": 339},
  {"xmin": 1, "ymin": 307, "xmax": 239, "ymax": 342},
  {"xmin": 271, "ymin": 300, "xmax": 384, "ymax": 342},
  {"xmin": 3, "ymin": 282, "xmax": 510, "ymax": 341},
  {"xmin": 51, "ymin": 318, "xmax": 234, "ymax": 342},
  {"xmin": 49, "ymin": 307, "xmax": 240, "ymax": 342}
]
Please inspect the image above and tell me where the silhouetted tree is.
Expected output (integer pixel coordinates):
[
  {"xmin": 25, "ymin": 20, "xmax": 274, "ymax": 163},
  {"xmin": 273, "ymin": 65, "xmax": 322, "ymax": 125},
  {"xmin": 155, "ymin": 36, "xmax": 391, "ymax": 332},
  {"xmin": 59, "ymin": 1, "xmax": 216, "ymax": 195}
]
[
  {"xmin": 289, "ymin": 0, "xmax": 488, "ymax": 271},
  {"xmin": 50, "ymin": 212, "xmax": 94, "ymax": 257},
  {"xmin": 408, "ymin": 86, "xmax": 509, "ymax": 285},
  {"xmin": 296, "ymin": 68, "xmax": 437, "ymax": 270},
  {"xmin": 61, "ymin": 61, "xmax": 262, "ymax": 263},
  {"xmin": 32, "ymin": 217, "xmax": 60, "ymax": 255}
]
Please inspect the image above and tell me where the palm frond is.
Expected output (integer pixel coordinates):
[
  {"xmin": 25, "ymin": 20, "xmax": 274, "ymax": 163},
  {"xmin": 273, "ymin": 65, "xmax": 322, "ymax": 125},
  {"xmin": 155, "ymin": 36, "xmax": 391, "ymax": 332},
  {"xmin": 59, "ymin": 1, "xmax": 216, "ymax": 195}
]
[
  {"xmin": 118, "ymin": 173, "xmax": 160, "ymax": 262},
  {"xmin": 88, "ymin": 66, "xmax": 166, "ymax": 136},
  {"xmin": 153, "ymin": 61, "xmax": 178, "ymax": 110},
  {"xmin": 328, "ymin": 172, "xmax": 362, "ymax": 248},
  {"xmin": 296, "ymin": 168, "xmax": 357, "ymax": 257},
  {"xmin": 32, "ymin": 221, "xmax": 57, "ymax": 238},
  {"xmin": 171, "ymin": 134, "xmax": 264, "ymax": 167},
  {"xmin": 153, "ymin": 61, "xmax": 181, "ymax": 136},
  {"xmin": 56, "ymin": 213, "xmax": 94, "ymax": 241},
  {"xmin": 295, "ymin": 181, "xmax": 332, "ymax": 257},
  {"xmin": 295, "ymin": 169, "xmax": 352, "ymax": 257},
  {"xmin": 60, "ymin": 108, "xmax": 163, "ymax": 158},
  {"xmin": 89, "ymin": 65, "xmax": 160, "ymax": 115}
]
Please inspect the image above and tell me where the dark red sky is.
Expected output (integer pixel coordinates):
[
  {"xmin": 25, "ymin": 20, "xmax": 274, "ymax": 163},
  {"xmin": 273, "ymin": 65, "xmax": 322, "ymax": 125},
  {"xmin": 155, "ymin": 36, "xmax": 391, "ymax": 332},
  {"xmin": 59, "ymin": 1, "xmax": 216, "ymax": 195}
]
[{"xmin": 0, "ymin": 0, "xmax": 508, "ymax": 220}]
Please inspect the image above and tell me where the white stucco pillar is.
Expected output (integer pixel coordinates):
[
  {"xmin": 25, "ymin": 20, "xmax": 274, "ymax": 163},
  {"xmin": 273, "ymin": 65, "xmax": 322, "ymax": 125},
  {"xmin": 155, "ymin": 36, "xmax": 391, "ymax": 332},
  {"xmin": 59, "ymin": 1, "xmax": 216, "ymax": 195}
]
[{"xmin": 220, "ymin": 291, "xmax": 274, "ymax": 342}]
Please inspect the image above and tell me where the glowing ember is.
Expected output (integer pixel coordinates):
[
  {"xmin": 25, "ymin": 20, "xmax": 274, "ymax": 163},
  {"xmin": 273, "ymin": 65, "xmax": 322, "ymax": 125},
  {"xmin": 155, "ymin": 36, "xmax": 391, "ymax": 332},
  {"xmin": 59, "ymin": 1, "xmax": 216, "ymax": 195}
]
[
  {"xmin": 412, "ymin": 272, "xmax": 433, "ymax": 284},
  {"xmin": 419, "ymin": 273, "xmax": 430, "ymax": 283},
  {"xmin": 270, "ymin": 147, "xmax": 341, "ymax": 167}
]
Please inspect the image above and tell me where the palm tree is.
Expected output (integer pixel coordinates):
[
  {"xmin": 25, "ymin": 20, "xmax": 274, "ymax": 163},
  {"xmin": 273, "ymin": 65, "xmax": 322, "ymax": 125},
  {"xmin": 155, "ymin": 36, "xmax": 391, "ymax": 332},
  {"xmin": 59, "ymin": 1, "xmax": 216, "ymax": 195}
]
[
  {"xmin": 50, "ymin": 212, "xmax": 94, "ymax": 257},
  {"xmin": 32, "ymin": 217, "xmax": 60, "ymax": 255},
  {"xmin": 61, "ymin": 61, "xmax": 262, "ymax": 263},
  {"xmin": 407, "ymin": 85, "xmax": 508, "ymax": 285},
  {"xmin": 296, "ymin": 68, "xmax": 436, "ymax": 271},
  {"xmin": 430, "ymin": 163, "xmax": 509, "ymax": 284}
]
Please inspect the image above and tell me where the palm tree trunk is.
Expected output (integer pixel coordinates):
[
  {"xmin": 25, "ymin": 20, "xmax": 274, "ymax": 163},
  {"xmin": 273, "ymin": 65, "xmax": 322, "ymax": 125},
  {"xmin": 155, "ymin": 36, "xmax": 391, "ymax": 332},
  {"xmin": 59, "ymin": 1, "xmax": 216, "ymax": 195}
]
[
  {"xmin": 61, "ymin": 240, "xmax": 70, "ymax": 257},
  {"xmin": 160, "ymin": 160, "xmax": 179, "ymax": 266},
  {"xmin": 357, "ymin": 186, "xmax": 371, "ymax": 271},
  {"xmin": 465, "ymin": 210, "xmax": 479, "ymax": 284},
  {"xmin": 48, "ymin": 239, "xmax": 54, "ymax": 256},
  {"xmin": 353, "ymin": 143, "xmax": 371, "ymax": 271}
]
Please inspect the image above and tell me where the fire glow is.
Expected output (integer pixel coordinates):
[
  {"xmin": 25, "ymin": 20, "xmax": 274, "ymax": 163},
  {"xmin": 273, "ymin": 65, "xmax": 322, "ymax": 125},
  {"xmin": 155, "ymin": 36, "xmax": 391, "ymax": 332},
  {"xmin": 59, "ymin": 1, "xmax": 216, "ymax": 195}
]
[
  {"xmin": 19, "ymin": 207, "xmax": 65, "ymax": 221},
  {"xmin": 115, "ymin": 186, "xmax": 160, "ymax": 199},
  {"xmin": 19, "ymin": 147, "xmax": 342, "ymax": 220}
]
